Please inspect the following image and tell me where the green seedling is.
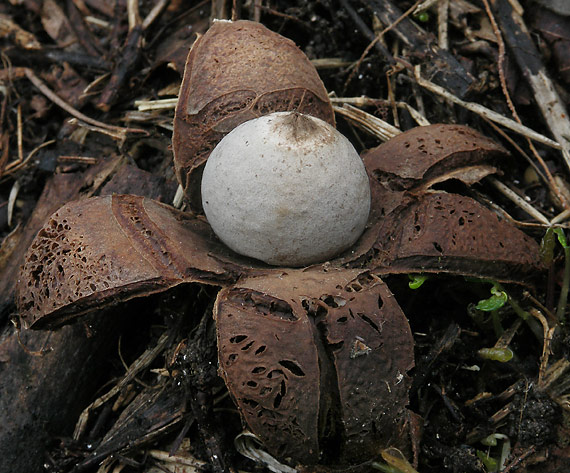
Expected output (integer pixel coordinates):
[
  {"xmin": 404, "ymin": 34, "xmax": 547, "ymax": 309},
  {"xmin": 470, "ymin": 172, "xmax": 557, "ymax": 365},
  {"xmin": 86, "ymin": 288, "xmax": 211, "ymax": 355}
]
[
  {"xmin": 372, "ymin": 449, "xmax": 419, "ymax": 473},
  {"xmin": 540, "ymin": 227, "xmax": 569, "ymax": 324},
  {"xmin": 468, "ymin": 279, "xmax": 545, "ymax": 341},
  {"xmin": 478, "ymin": 347, "xmax": 514, "ymax": 362},
  {"xmin": 472, "ymin": 283, "xmax": 508, "ymax": 335},
  {"xmin": 414, "ymin": 11, "xmax": 429, "ymax": 22},
  {"xmin": 471, "ymin": 280, "xmax": 529, "ymax": 321},
  {"xmin": 479, "ymin": 433, "xmax": 511, "ymax": 471},
  {"xmin": 554, "ymin": 228, "xmax": 569, "ymax": 324},
  {"xmin": 540, "ymin": 227, "xmax": 557, "ymax": 266},
  {"xmin": 476, "ymin": 284, "xmax": 507, "ymax": 312},
  {"xmin": 408, "ymin": 274, "xmax": 428, "ymax": 289},
  {"xmin": 481, "ymin": 434, "xmax": 499, "ymax": 447},
  {"xmin": 476, "ymin": 450, "xmax": 498, "ymax": 472},
  {"xmin": 372, "ymin": 463, "xmax": 406, "ymax": 473}
]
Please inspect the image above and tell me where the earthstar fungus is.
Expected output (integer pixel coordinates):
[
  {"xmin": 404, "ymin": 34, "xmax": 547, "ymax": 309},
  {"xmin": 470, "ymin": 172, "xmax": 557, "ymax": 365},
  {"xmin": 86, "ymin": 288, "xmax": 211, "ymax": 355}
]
[
  {"xmin": 16, "ymin": 19, "xmax": 545, "ymax": 471},
  {"xmin": 201, "ymin": 112, "xmax": 371, "ymax": 266}
]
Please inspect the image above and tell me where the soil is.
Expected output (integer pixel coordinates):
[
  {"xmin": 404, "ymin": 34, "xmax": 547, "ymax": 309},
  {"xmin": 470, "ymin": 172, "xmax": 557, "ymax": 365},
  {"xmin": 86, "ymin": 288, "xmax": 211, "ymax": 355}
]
[{"xmin": 1, "ymin": 1, "xmax": 570, "ymax": 473}]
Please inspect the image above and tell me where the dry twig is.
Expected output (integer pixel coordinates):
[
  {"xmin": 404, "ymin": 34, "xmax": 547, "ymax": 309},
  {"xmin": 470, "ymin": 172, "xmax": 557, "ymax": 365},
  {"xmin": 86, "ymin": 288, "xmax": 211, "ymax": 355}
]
[
  {"xmin": 492, "ymin": 0, "xmax": 570, "ymax": 176},
  {"xmin": 24, "ymin": 68, "xmax": 145, "ymax": 137},
  {"xmin": 414, "ymin": 66, "xmax": 562, "ymax": 150}
]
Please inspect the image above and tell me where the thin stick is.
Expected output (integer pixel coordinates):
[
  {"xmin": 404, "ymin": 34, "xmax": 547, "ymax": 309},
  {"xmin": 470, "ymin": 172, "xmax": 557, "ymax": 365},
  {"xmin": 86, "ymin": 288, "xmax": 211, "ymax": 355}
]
[
  {"xmin": 413, "ymin": 0, "xmax": 439, "ymax": 15},
  {"xmin": 482, "ymin": 0, "xmax": 567, "ymax": 207},
  {"xmin": 253, "ymin": 0, "xmax": 262, "ymax": 22},
  {"xmin": 330, "ymin": 96, "xmax": 430, "ymax": 126},
  {"xmin": 552, "ymin": 209, "xmax": 570, "ymax": 225},
  {"xmin": 333, "ymin": 104, "xmax": 401, "ymax": 142},
  {"xmin": 24, "ymin": 68, "xmax": 145, "ymax": 135},
  {"xmin": 142, "ymin": 0, "xmax": 168, "ymax": 30},
  {"xmin": 414, "ymin": 66, "xmax": 562, "ymax": 150},
  {"xmin": 491, "ymin": 0, "xmax": 570, "ymax": 176},
  {"xmin": 7, "ymin": 179, "xmax": 20, "ymax": 227},
  {"xmin": 135, "ymin": 97, "xmax": 177, "ymax": 111},
  {"xmin": 73, "ymin": 332, "xmax": 171, "ymax": 440},
  {"xmin": 555, "ymin": 230, "xmax": 570, "ymax": 324},
  {"xmin": 16, "ymin": 104, "xmax": 23, "ymax": 164},
  {"xmin": 438, "ymin": 0, "xmax": 449, "ymax": 50},
  {"xmin": 488, "ymin": 177, "xmax": 551, "ymax": 224},
  {"xmin": 482, "ymin": 0, "xmax": 517, "ymax": 121},
  {"xmin": 4, "ymin": 139, "xmax": 56, "ymax": 177},
  {"xmin": 528, "ymin": 308, "xmax": 554, "ymax": 387},
  {"xmin": 127, "ymin": 0, "xmax": 141, "ymax": 31},
  {"xmin": 386, "ymin": 70, "xmax": 400, "ymax": 129},
  {"xmin": 483, "ymin": 118, "xmax": 549, "ymax": 187}
]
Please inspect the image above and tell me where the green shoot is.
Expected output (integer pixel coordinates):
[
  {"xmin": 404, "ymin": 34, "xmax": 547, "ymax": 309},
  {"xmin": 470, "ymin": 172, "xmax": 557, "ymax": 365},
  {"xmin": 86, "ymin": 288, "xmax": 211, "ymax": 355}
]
[
  {"xmin": 479, "ymin": 434, "xmax": 511, "ymax": 471},
  {"xmin": 478, "ymin": 347, "xmax": 514, "ymax": 362},
  {"xmin": 414, "ymin": 11, "xmax": 429, "ymax": 22},
  {"xmin": 476, "ymin": 450, "xmax": 498, "ymax": 472},
  {"xmin": 540, "ymin": 227, "xmax": 557, "ymax": 266},
  {"xmin": 476, "ymin": 285, "xmax": 507, "ymax": 312},
  {"xmin": 408, "ymin": 274, "xmax": 428, "ymax": 289},
  {"xmin": 481, "ymin": 434, "xmax": 498, "ymax": 447},
  {"xmin": 474, "ymin": 284, "xmax": 508, "ymax": 336},
  {"xmin": 372, "ymin": 449, "xmax": 419, "ymax": 473},
  {"xmin": 372, "ymin": 463, "xmax": 405, "ymax": 473},
  {"xmin": 554, "ymin": 228, "xmax": 569, "ymax": 324}
]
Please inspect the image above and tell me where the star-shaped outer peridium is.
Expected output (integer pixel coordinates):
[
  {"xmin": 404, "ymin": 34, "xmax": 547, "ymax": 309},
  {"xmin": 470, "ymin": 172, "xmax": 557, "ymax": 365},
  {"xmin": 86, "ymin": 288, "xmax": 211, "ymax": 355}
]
[{"xmin": 16, "ymin": 20, "xmax": 544, "ymax": 471}]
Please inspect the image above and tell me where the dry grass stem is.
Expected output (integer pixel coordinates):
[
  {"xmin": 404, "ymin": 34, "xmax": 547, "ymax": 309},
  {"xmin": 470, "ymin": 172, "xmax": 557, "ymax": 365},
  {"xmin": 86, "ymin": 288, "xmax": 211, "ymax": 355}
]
[
  {"xmin": 414, "ymin": 66, "xmax": 562, "ymax": 150},
  {"xmin": 413, "ymin": 0, "xmax": 439, "ymax": 15},
  {"xmin": 7, "ymin": 179, "xmax": 19, "ymax": 227},
  {"xmin": 142, "ymin": 0, "xmax": 169, "ymax": 30},
  {"xmin": 331, "ymin": 96, "xmax": 430, "ymax": 126},
  {"xmin": 148, "ymin": 450, "xmax": 207, "ymax": 468},
  {"xmin": 127, "ymin": 0, "xmax": 141, "ymax": 30},
  {"xmin": 73, "ymin": 331, "xmax": 171, "ymax": 441},
  {"xmin": 234, "ymin": 431, "xmax": 297, "ymax": 473},
  {"xmin": 311, "ymin": 58, "xmax": 353, "ymax": 69},
  {"xmin": 488, "ymin": 177, "xmax": 551, "ymax": 224},
  {"xmin": 528, "ymin": 308, "xmax": 554, "ymax": 387},
  {"xmin": 333, "ymin": 103, "xmax": 401, "ymax": 142},
  {"xmin": 438, "ymin": 0, "xmax": 449, "ymax": 49},
  {"xmin": 483, "ymin": 0, "xmax": 569, "ymax": 207},
  {"xmin": 3, "ymin": 139, "xmax": 56, "ymax": 178},
  {"xmin": 135, "ymin": 98, "xmax": 178, "ymax": 111},
  {"xmin": 24, "ymin": 68, "xmax": 145, "ymax": 137},
  {"xmin": 16, "ymin": 104, "xmax": 22, "ymax": 164}
]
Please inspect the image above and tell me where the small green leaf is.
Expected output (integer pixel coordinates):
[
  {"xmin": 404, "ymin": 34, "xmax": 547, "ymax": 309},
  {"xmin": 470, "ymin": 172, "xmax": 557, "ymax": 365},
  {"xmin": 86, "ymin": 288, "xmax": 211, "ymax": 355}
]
[
  {"xmin": 540, "ymin": 228, "xmax": 556, "ymax": 265},
  {"xmin": 554, "ymin": 228, "xmax": 568, "ymax": 249},
  {"xmin": 477, "ymin": 450, "xmax": 498, "ymax": 472},
  {"xmin": 415, "ymin": 12, "xmax": 429, "ymax": 22},
  {"xmin": 481, "ymin": 434, "xmax": 498, "ymax": 447},
  {"xmin": 478, "ymin": 347, "xmax": 514, "ymax": 362},
  {"xmin": 476, "ymin": 286, "xmax": 507, "ymax": 311},
  {"xmin": 408, "ymin": 274, "xmax": 428, "ymax": 289},
  {"xmin": 371, "ymin": 463, "xmax": 403, "ymax": 473}
]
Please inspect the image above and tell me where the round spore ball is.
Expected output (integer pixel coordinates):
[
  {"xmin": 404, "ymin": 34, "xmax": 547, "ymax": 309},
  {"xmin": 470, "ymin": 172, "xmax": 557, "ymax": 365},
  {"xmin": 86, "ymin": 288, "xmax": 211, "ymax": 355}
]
[{"xmin": 201, "ymin": 112, "xmax": 371, "ymax": 266}]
